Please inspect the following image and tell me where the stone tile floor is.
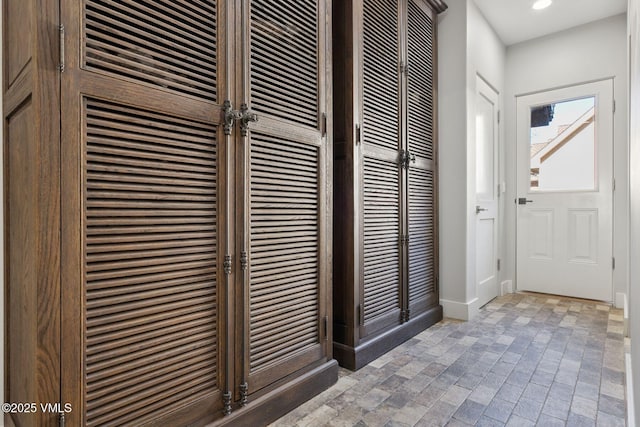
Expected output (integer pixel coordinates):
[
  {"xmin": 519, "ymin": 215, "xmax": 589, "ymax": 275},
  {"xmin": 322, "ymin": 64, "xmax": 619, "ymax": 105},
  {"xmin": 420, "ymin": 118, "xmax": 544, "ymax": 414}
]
[{"xmin": 270, "ymin": 293, "xmax": 626, "ymax": 426}]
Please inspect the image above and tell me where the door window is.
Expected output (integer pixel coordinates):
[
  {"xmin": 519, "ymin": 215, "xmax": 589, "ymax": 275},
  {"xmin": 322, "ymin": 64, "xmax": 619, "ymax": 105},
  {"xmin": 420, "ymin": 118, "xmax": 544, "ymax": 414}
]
[{"xmin": 529, "ymin": 96, "xmax": 596, "ymax": 192}]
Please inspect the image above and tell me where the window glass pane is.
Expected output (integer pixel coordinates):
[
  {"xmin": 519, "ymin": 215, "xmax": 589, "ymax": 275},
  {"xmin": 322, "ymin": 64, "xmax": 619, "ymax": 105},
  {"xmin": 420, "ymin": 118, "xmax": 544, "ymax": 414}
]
[{"xmin": 530, "ymin": 97, "xmax": 595, "ymax": 191}]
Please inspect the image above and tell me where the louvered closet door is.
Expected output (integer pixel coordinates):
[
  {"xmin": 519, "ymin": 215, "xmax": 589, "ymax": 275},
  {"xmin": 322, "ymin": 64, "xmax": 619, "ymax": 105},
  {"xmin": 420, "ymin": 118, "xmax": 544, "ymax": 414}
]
[
  {"xmin": 61, "ymin": 1, "xmax": 225, "ymax": 425},
  {"xmin": 238, "ymin": 0, "xmax": 330, "ymax": 396},
  {"xmin": 406, "ymin": 0, "xmax": 438, "ymax": 315},
  {"xmin": 360, "ymin": 0, "xmax": 403, "ymax": 337}
]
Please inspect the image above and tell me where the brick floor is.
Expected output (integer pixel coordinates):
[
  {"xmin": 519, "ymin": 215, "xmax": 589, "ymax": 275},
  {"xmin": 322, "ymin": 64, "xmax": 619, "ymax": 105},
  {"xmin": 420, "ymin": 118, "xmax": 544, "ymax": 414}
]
[{"xmin": 270, "ymin": 293, "xmax": 626, "ymax": 426}]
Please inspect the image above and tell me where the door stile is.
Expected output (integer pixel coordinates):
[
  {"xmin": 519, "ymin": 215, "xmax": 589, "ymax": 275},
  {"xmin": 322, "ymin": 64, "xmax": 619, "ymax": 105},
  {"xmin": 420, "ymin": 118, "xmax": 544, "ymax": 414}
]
[
  {"xmin": 355, "ymin": 0, "xmax": 365, "ymax": 344},
  {"xmin": 399, "ymin": 0, "xmax": 409, "ymax": 322},
  {"xmin": 60, "ymin": 1, "xmax": 84, "ymax": 424},
  {"xmin": 235, "ymin": 0, "xmax": 250, "ymax": 408},
  {"xmin": 320, "ymin": 0, "xmax": 332, "ymax": 357},
  {"xmin": 221, "ymin": 0, "xmax": 236, "ymax": 416}
]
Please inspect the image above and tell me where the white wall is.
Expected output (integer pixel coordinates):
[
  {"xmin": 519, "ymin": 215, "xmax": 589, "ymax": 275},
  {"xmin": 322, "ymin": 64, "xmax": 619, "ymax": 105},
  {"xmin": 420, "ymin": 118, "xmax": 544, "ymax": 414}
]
[
  {"xmin": 438, "ymin": 0, "xmax": 506, "ymax": 319},
  {"xmin": 438, "ymin": 0, "xmax": 469, "ymax": 308},
  {"xmin": 504, "ymin": 14, "xmax": 629, "ymax": 303},
  {"xmin": 627, "ymin": 0, "xmax": 640, "ymax": 423}
]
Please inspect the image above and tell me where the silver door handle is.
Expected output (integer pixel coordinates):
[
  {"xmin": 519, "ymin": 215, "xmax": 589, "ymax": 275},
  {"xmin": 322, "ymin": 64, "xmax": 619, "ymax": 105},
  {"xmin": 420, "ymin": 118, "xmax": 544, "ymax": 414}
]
[
  {"xmin": 518, "ymin": 198, "xmax": 533, "ymax": 205},
  {"xmin": 476, "ymin": 206, "xmax": 488, "ymax": 214}
]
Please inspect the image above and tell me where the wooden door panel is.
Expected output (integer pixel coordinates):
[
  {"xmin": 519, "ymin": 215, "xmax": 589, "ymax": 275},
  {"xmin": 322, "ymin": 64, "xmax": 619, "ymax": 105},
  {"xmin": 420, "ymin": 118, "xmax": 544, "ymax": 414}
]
[
  {"xmin": 4, "ymin": 0, "xmax": 62, "ymax": 425},
  {"xmin": 249, "ymin": 0, "xmax": 319, "ymax": 129},
  {"xmin": 83, "ymin": 0, "xmax": 218, "ymax": 102},
  {"xmin": 360, "ymin": 0, "xmax": 402, "ymax": 337},
  {"xmin": 245, "ymin": 132, "xmax": 325, "ymax": 392},
  {"xmin": 361, "ymin": 154, "xmax": 402, "ymax": 334},
  {"xmin": 407, "ymin": 0, "xmax": 435, "ymax": 162},
  {"xmin": 241, "ymin": 0, "xmax": 329, "ymax": 396},
  {"xmin": 362, "ymin": 0, "xmax": 399, "ymax": 153},
  {"xmin": 62, "ymin": 1, "xmax": 225, "ymax": 425},
  {"xmin": 406, "ymin": 0, "xmax": 438, "ymax": 315},
  {"xmin": 6, "ymin": 100, "xmax": 40, "ymax": 427},
  {"xmin": 82, "ymin": 98, "xmax": 221, "ymax": 426},
  {"xmin": 408, "ymin": 167, "xmax": 437, "ymax": 313}
]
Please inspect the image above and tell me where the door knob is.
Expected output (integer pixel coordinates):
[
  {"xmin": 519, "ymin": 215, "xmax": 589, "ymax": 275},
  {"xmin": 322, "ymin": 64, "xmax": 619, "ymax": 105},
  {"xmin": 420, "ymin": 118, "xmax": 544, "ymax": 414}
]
[
  {"xmin": 518, "ymin": 198, "xmax": 533, "ymax": 205},
  {"xmin": 476, "ymin": 205, "xmax": 487, "ymax": 214}
]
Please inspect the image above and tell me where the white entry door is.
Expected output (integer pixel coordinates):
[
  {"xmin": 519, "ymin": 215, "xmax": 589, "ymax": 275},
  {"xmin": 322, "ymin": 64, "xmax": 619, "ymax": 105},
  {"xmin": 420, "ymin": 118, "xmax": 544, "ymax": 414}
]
[
  {"xmin": 516, "ymin": 80, "xmax": 613, "ymax": 301},
  {"xmin": 476, "ymin": 77, "xmax": 500, "ymax": 307}
]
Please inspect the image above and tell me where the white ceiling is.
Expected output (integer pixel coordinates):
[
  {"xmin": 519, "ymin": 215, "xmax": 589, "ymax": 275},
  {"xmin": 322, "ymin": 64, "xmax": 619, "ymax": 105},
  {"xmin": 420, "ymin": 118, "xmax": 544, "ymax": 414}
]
[{"xmin": 473, "ymin": 0, "xmax": 628, "ymax": 46}]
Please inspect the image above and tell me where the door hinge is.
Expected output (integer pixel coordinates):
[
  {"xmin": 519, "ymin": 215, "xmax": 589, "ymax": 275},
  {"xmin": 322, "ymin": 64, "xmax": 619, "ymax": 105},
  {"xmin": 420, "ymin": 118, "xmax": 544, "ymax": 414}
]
[
  {"xmin": 59, "ymin": 412, "xmax": 65, "ymax": 427},
  {"xmin": 223, "ymin": 391, "xmax": 232, "ymax": 415},
  {"xmin": 240, "ymin": 382, "xmax": 249, "ymax": 406},
  {"xmin": 355, "ymin": 124, "xmax": 362, "ymax": 145},
  {"xmin": 613, "ymin": 99, "xmax": 616, "ymax": 113},
  {"xmin": 58, "ymin": 24, "xmax": 65, "ymax": 72},
  {"xmin": 400, "ymin": 309, "xmax": 410, "ymax": 323},
  {"xmin": 613, "ymin": 257, "xmax": 616, "ymax": 269},
  {"xmin": 357, "ymin": 304, "xmax": 364, "ymax": 326},
  {"xmin": 399, "ymin": 234, "xmax": 410, "ymax": 245},
  {"xmin": 240, "ymin": 250, "xmax": 248, "ymax": 270},
  {"xmin": 497, "ymin": 258, "xmax": 501, "ymax": 271},
  {"xmin": 321, "ymin": 112, "xmax": 327, "ymax": 137},
  {"xmin": 223, "ymin": 255, "xmax": 232, "ymax": 275},
  {"xmin": 613, "ymin": 178, "xmax": 616, "ymax": 192},
  {"xmin": 322, "ymin": 316, "xmax": 328, "ymax": 339},
  {"xmin": 497, "ymin": 110, "xmax": 500, "ymax": 124},
  {"xmin": 399, "ymin": 61, "xmax": 409, "ymax": 74}
]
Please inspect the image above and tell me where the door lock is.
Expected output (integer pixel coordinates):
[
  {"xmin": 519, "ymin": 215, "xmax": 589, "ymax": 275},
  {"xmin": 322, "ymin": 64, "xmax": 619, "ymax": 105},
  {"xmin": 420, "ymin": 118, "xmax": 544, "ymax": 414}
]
[
  {"xmin": 518, "ymin": 198, "xmax": 533, "ymax": 205},
  {"xmin": 475, "ymin": 205, "xmax": 488, "ymax": 214}
]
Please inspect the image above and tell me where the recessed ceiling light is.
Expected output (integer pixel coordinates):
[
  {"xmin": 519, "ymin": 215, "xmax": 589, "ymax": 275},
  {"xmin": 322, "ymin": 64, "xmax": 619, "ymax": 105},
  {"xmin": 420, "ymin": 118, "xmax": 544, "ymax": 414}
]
[{"xmin": 532, "ymin": 0, "xmax": 552, "ymax": 10}]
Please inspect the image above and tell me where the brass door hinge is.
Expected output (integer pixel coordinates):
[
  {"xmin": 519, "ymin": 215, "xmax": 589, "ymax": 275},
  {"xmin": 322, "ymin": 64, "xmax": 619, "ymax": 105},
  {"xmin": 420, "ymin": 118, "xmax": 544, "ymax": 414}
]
[{"xmin": 59, "ymin": 25, "xmax": 65, "ymax": 72}]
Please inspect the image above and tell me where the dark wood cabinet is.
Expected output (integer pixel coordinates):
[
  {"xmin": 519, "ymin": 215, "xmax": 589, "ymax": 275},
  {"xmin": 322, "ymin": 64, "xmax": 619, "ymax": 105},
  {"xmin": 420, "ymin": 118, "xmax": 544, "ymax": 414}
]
[
  {"xmin": 4, "ymin": 1, "xmax": 336, "ymax": 426},
  {"xmin": 333, "ymin": 0, "xmax": 446, "ymax": 370}
]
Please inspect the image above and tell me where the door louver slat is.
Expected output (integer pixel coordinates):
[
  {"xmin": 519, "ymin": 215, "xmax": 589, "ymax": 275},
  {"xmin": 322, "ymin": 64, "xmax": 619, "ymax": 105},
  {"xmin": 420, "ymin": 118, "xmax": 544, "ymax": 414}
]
[
  {"xmin": 249, "ymin": 133, "xmax": 320, "ymax": 372},
  {"xmin": 409, "ymin": 168, "xmax": 435, "ymax": 303},
  {"xmin": 250, "ymin": 0, "xmax": 318, "ymax": 128},
  {"xmin": 363, "ymin": 156, "xmax": 400, "ymax": 321},
  {"xmin": 407, "ymin": 0, "xmax": 435, "ymax": 161},
  {"xmin": 83, "ymin": 98, "xmax": 218, "ymax": 427},
  {"xmin": 84, "ymin": 0, "xmax": 217, "ymax": 101},
  {"xmin": 363, "ymin": 0, "xmax": 399, "ymax": 151}
]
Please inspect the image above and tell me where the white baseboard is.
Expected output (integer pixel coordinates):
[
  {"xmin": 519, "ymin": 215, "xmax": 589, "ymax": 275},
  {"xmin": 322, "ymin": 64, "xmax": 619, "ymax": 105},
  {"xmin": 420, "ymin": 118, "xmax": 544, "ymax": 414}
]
[
  {"xmin": 616, "ymin": 292, "xmax": 627, "ymax": 309},
  {"xmin": 440, "ymin": 298, "xmax": 480, "ymax": 321},
  {"xmin": 626, "ymin": 343, "xmax": 635, "ymax": 427},
  {"xmin": 616, "ymin": 292, "xmax": 629, "ymax": 337},
  {"xmin": 501, "ymin": 280, "xmax": 513, "ymax": 296}
]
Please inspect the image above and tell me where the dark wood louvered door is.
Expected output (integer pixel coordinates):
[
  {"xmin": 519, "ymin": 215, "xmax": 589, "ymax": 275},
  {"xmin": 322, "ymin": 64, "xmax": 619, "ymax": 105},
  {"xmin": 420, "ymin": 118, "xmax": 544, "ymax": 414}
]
[
  {"xmin": 60, "ymin": 1, "xmax": 226, "ymax": 425},
  {"xmin": 405, "ymin": 0, "xmax": 439, "ymax": 317},
  {"xmin": 332, "ymin": 0, "xmax": 445, "ymax": 370},
  {"xmin": 236, "ymin": 0, "xmax": 331, "ymax": 398},
  {"xmin": 359, "ymin": 0, "xmax": 403, "ymax": 339}
]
